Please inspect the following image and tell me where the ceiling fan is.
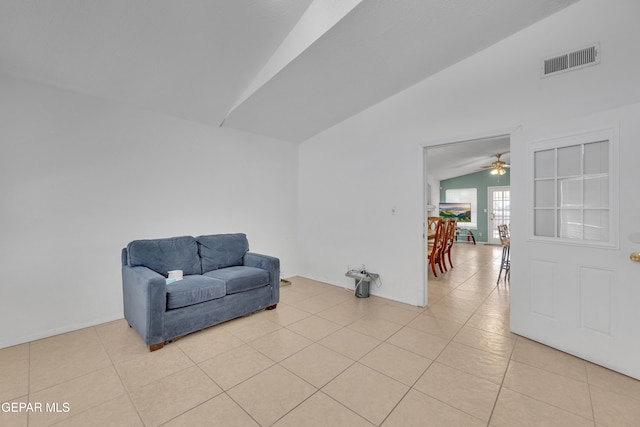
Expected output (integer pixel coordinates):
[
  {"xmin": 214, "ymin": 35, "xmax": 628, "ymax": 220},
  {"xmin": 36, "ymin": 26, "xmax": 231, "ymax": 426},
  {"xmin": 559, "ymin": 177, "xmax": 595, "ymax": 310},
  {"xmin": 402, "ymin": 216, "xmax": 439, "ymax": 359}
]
[{"xmin": 481, "ymin": 153, "xmax": 510, "ymax": 175}]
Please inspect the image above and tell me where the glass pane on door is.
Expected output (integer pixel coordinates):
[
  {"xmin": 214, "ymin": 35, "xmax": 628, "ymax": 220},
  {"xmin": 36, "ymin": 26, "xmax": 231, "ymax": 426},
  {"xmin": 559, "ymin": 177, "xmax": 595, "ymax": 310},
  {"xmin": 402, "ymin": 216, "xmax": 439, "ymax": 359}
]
[
  {"xmin": 531, "ymin": 139, "xmax": 610, "ymax": 243},
  {"xmin": 489, "ymin": 187, "xmax": 511, "ymax": 244}
]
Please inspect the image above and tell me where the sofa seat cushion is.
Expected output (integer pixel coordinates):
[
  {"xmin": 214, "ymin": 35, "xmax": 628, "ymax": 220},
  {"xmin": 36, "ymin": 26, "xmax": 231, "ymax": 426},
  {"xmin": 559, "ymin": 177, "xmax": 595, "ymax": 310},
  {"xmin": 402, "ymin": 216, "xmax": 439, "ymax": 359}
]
[
  {"xmin": 204, "ymin": 266, "xmax": 269, "ymax": 295},
  {"xmin": 127, "ymin": 236, "xmax": 201, "ymax": 277},
  {"xmin": 166, "ymin": 275, "xmax": 226, "ymax": 309}
]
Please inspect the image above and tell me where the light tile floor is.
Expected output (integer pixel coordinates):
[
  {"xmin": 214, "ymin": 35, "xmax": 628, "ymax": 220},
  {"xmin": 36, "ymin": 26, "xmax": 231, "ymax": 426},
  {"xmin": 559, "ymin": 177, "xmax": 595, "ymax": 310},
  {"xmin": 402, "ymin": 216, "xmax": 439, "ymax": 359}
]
[{"xmin": 2, "ymin": 244, "xmax": 639, "ymax": 426}]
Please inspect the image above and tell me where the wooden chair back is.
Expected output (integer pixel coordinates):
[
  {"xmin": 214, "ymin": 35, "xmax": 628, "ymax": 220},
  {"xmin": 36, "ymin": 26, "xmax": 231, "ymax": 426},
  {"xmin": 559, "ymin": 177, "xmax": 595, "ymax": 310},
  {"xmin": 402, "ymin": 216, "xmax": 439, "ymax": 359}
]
[
  {"xmin": 442, "ymin": 218, "xmax": 457, "ymax": 270},
  {"xmin": 427, "ymin": 216, "xmax": 441, "ymax": 235},
  {"xmin": 427, "ymin": 217, "xmax": 445, "ymax": 276}
]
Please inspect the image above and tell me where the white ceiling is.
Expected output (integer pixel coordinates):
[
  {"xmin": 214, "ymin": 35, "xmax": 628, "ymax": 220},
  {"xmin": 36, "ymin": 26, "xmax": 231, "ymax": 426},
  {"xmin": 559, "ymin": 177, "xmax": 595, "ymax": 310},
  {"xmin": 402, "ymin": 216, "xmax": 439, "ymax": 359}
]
[
  {"xmin": 426, "ymin": 135, "xmax": 511, "ymax": 182},
  {"xmin": 0, "ymin": 0, "xmax": 314, "ymax": 125},
  {"xmin": 224, "ymin": 0, "xmax": 579, "ymax": 142},
  {"xmin": 0, "ymin": 0, "xmax": 578, "ymax": 145}
]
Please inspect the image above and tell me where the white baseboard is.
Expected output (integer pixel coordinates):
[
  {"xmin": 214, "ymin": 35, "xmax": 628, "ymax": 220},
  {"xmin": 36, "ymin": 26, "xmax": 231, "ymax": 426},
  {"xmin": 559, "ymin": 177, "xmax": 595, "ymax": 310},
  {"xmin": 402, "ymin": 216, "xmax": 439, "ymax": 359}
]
[{"xmin": 0, "ymin": 312, "xmax": 124, "ymax": 350}]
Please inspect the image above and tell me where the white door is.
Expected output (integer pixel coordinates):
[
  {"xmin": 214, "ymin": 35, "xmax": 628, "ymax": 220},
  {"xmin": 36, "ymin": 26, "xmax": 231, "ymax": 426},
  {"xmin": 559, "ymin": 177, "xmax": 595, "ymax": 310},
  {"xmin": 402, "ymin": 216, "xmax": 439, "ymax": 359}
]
[
  {"xmin": 488, "ymin": 186, "xmax": 511, "ymax": 244},
  {"xmin": 511, "ymin": 102, "xmax": 640, "ymax": 380}
]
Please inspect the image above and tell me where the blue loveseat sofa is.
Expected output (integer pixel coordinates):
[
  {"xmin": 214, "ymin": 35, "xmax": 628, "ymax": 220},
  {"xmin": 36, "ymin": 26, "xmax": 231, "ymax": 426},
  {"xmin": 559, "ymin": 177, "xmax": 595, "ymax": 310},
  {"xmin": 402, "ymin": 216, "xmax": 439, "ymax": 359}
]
[{"xmin": 122, "ymin": 233, "xmax": 279, "ymax": 351}]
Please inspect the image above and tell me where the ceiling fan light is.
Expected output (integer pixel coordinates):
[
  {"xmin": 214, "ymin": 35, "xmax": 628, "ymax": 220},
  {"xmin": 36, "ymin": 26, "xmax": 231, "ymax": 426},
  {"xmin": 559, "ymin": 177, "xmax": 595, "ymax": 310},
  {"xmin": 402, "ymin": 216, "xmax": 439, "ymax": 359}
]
[
  {"xmin": 484, "ymin": 153, "xmax": 510, "ymax": 176},
  {"xmin": 491, "ymin": 167, "xmax": 506, "ymax": 175}
]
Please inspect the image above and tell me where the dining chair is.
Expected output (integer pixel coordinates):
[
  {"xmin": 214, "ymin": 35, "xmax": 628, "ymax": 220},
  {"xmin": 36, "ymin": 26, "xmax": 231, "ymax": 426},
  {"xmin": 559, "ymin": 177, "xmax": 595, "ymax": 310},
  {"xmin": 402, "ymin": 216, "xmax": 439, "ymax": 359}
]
[
  {"xmin": 427, "ymin": 216, "xmax": 440, "ymax": 238},
  {"xmin": 442, "ymin": 218, "xmax": 457, "ymax": 271},
  {"xmin": 427, "ymin": 217, "xmax": 445, "ymax": 277},
  {"xmin": 497, "ymin": 224, "xmax": 510, "ymax": 284}
]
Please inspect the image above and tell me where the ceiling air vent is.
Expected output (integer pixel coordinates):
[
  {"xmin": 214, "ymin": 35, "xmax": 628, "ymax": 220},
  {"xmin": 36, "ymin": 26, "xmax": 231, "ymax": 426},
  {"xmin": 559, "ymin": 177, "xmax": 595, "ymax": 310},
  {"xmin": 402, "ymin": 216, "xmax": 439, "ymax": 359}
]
[{"xmin": 542, "ymin": 43, "xmax": 600, "ymax": 77}]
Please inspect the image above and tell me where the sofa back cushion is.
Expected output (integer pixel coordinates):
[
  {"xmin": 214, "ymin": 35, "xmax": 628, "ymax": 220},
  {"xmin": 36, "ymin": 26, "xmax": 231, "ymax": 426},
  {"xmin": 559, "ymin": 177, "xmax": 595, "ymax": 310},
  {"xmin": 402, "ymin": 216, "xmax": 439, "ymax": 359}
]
[
  {"xmin": 127, "ymin": 236, "xmax": 201, "ymax": 277},
  {"xmin": 197, "ymin": 233, "xmax": 249, "ymax": 272}
]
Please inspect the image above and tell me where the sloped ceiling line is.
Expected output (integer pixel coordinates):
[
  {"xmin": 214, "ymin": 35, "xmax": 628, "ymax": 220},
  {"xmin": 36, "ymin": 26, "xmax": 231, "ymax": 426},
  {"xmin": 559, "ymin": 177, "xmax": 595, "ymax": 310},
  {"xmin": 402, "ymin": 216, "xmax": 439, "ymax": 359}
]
[{"xmin": 0, "ymin": 0, "xmax": 579, "ymax": 143}]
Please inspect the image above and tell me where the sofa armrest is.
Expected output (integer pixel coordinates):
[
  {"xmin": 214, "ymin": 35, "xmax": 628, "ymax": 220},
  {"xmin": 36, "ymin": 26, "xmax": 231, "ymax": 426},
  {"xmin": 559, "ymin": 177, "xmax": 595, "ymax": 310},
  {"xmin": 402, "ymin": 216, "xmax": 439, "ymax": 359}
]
[
  {"xmin": 122, "ymin": 265, "xmax": 166, "ymax": 346},
  {"xmin": 243, "ymin": 252, "xmax": 280, "ymax": 306}
]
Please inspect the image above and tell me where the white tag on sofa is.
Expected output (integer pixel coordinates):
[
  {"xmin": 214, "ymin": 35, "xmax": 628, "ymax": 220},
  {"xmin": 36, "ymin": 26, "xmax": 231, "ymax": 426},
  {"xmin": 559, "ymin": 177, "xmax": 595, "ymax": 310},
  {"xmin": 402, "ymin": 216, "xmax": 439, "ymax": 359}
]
[{"xmin": 168, "ymin": 270, "xmax": 183, "ymax": 281}]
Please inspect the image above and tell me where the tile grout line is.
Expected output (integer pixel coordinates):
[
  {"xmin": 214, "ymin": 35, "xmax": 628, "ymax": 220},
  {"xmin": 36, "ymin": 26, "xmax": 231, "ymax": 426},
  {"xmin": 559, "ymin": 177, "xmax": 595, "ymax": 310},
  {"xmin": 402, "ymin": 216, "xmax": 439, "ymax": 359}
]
[
  {"xmin": 379, "ymin": 250, "xmax": 507, "ymax": 426},
  {"xmin": 93, "ymin": 325, "xmax": 147, "ymax": 427},
  {"xmin": 27, "ymin": 342, "xmax": 31, "ymax": 427},
  {"xmin": 270, "ymin": 288, "xmax": 425, "ymax": 426},
  {"xmin": 486, "ymin": 335, "xmax": 519, "ymax": 426},
  {"xmin": 584, "ymin": 363, "xmax": 598, "ymax": 427},
  {"xmin": 422, "ymin": 247, "xmax": 511, "ymax": 425}
]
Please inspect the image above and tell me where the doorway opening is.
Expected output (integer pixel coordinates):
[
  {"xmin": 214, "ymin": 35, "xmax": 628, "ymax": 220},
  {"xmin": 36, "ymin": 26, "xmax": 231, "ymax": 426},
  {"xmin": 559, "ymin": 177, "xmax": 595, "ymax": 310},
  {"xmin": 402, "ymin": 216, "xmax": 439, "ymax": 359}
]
[{"xmin": 422, "ymin": 134, "xmax": 511, "ymax": 306}]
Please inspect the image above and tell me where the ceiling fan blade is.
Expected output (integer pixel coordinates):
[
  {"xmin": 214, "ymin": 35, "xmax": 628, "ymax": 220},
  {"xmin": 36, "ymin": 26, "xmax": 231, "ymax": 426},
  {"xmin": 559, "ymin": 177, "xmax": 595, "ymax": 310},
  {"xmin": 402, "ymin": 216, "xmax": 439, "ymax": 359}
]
[{"xmin": 481, "ymin": 153, "xmax": 511, "ymax": 170}]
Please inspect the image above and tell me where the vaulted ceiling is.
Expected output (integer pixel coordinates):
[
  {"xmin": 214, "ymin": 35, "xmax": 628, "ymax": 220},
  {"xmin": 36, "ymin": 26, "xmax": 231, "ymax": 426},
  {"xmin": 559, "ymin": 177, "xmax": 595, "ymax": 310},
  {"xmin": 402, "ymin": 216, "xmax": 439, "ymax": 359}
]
[
  {"xmin": 427, "ymin": 136, "xmax": 511, "ymax": 182},
  {"xmin": 0, "ymin": 0, "xmax": 579, "ymax": 143}
]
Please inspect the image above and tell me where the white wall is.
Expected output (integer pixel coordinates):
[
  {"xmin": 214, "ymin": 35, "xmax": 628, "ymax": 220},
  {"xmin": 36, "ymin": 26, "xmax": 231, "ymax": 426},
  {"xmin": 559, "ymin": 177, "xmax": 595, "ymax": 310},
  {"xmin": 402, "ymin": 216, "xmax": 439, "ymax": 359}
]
[
  {"xmin": 0, "ymin": 74, "xmax": 298, "ymax": 349},
  {"xmin": 3, "ymin": 0, "xmax": 640, "ymax": 347},
  {"xmin": 297, "ymin": 0, "xmax": 640, "ymax": 305}
]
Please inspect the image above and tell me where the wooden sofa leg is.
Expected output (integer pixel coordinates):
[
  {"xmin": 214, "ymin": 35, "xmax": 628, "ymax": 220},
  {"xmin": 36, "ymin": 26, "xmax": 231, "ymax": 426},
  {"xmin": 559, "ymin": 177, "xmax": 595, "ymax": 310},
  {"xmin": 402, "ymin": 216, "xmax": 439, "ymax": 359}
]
[
  {"xmin": 266, "ymin": 304, "xmax": 278, "ymax": 310},
  {"xmin": 149, "ymin": 342, "xmax": 164, "ymax": 352}
]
